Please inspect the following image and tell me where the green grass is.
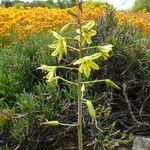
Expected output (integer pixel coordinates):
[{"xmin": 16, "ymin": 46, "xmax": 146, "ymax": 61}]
[
  {"xmin": 1, "ymin": 0, "xmax": 76, "ymax": 8},
  {"xmin": 132, "ymin": 0, "xmax": 150, "ymax": 12}
]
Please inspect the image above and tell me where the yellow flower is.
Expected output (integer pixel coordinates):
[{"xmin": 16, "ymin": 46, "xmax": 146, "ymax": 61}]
[
  {"xmin": 50, "ymin": 31, "xmax": 67, "ymax": 61},
  {"xmin": 47, "ymin": 76, "xmax": 58, "ymax": 86},
  {"xmin": 76, "ymin": 20, "xmax": 97, "ymax": 45},
  {"xmin": 73, "ymin": 53, "xmax": 101, "ymax": 77},
  {"xmin": 98, "ymin": 44, "xmax": 113, "ymax": 60},
  {"xmin": 1, "ymin": 5, "xmax": 149, "ymax": 39},
  {"xmin": 38, "ymin": 65, "xmax": 58, "ymax": 86}
]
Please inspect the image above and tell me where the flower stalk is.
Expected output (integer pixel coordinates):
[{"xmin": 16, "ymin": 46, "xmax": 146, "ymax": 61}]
[
  {"xmin": 38, "ymin": 0, "xmax": 119, "ymax": 149},
  {"xmin": 76, "ymin": 0, "xmax": 83, "ymax": 149}
]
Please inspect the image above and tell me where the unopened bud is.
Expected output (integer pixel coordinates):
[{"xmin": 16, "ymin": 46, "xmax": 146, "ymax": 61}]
[
  {"xmin": 47, "ymin": 121, "xmax": 59, "ymax": 126},
  {"xmin": 86, "ymin": 100, "xmax": 96, "ymax": 119},
  {"xmin": 106, "ymin": 79, "xmax": 121, "ymax": 90},
  {"xmin": 81, "ymin": 84, "xmax": 85, "ymax": 93},
  {"xmin": 60, "ymin": 23, "xmax": 72, "ymax": 33},
  {"xmin": 67, "ymin": 10, "xmax": 78, "ymax": 17}
]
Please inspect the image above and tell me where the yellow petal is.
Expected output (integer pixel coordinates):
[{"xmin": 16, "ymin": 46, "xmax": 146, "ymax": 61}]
[
  {"xmin": 60, "ymin": 23, "xmax": 72, "ymax": 33},
  {"xmin": 51, "ymin": 31, "xmax": 62, "ymax": 39},
  {"xmin": 38, "ymin": 65, "xmax": 56, "ymax": 72},
  {"xmin": 74, "ymin": 35, "xmax": 80, "ymax": 41},
  {"xmin": 84, "ymin": 63, "xmax": 91, "ymax": 77},
  {"xmin": 58, "ymin": 51, "xmax": 63, "ymax": 61},
  {"xmin": 79, "ymin": 63, "xmax": 85, "ymax": 73},
  {"xmin": 99, "ymin": 44, "xmax": 113, "ymax": 52},
  {"xmin": 89, "ymin": 30, "xmax": 97, "ymax": 36},
  {"xmin": 51, "ymin": 38, "xmax": 67, "ymax": 60},
  {"xmin": 89, "ymin": 60, "xmax": 99, "ymax": 70},
  {"xmin": 47, "ymin": 77, "xmax": 58, "ymax": 86},
  {"xmin": 90, "ymin": 53, "xmax": 101, "ymax": 60},
  {"xmin": 48, "ymin": 44, "xmax": 56, "ymax": 49},
  {"xmin": 83, "ymin": 32, "xmax": 92, "ymax": 44},
  {"xmin": 84, "ymin": 20, "xmax": 95, "ymax": 30},
  {"xmin": 62, "ymin": 40, "xmax": 67, "ymax": 54},
  {"xmin": 51, "ymin": 49, "xmax": 59, "ymax": 56},
  {"xmin": 38, "ymin": 65, "xmax": 52, "ymax": 71},
  {"xmin": 73, "ymin": 58, "xmax": 84, "ymax": 65}
]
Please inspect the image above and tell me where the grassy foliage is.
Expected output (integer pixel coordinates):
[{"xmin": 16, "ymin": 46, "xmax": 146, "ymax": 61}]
[
  {"xmin": 1, "ymin": 0, "xmax": 76, "ymax": 8},
  {"xmin": 94, "ymin": 9, "xmax": 150, "ymax": 65},
  {"xmin": 132, "ymin": 0, "xmax": 150, "ymax": 12}
]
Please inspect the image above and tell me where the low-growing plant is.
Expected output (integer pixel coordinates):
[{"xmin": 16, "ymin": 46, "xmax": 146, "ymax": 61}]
[
  {"xmin": 38, "ymin": 1, "xmax": 121, "ymax": 150},
  {"xmin": 0, "ymin": 144, "xmax": 9, "ymax": 150},
  {"xmin": 56, "ymin": 0, "xmax": 76, "ymax": 8},
  {"xmin": 94, "ymin": 105, "xmax": 133, "ymax": 149},
  {"xmin": 10, "ymin": 118, "xmax": 30, "ymax": 141},
  {"xmin": 132, "ymin": 0, "xmax": 150, "ymax": 12},
  {"xmin": 0, "ymin": 48, "xmax": 30, "ymax": 104},
  {"xmin": 94, "ymin": 9, "xmax": 150, "ymax": 69},
  {"xmin": 86, "ymin": 0, "xmax": 112, "ymax": 8},
  {"xmin": 16, "ymin": 91, "xmax": 36, "ymax": 113}
]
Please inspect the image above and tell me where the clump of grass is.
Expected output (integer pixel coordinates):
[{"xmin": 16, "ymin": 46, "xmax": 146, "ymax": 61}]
[{"xmin": 132, "ymin": 0, "xmax": 150, "ymax": 12}]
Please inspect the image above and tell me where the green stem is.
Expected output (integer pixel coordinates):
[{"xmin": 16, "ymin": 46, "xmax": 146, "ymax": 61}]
[
  {"xmin": 82, "ymin": 46, "xmax": 98, "ymax": 50},
  {"xmin": 77, "ymin": 0, "xmax": 83, "ymax": 150},
  {"xmin": 57, "ymin": 66, "xmax": 78, "ymax": 70},
  {"xmin": 41, "ymin": 122, "xmax": 77, "ymax": 127},
  {"xmin": 59, "ymin": 123, "xmax": 78, "ymax": 127},
  {"xmin": 65, "ymin": 37, "xmax": 74, "ymax": 40},
  {"xmin": 67, "ymin": 45, "xmax": 80, "ymax": 52},
  {"xmin": 58, "ymin": 77, "xmax": 77, "ymax": 85},
  {"xmin": 82, "ymin": 79, "xmax": 106, "ymax": 84}
]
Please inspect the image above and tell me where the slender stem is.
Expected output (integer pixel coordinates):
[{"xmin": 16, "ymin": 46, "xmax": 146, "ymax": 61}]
[
  {"xmin": 67, "ymin": 45, "xmax": 80, "ymax": 52},
  {"xmin": 41, "ymin": 122, "xmax": 78, "ymax": 127},
  {"xmin": 82, "ymin": 79, "xmax": 106, "ymax": 84},
  {"xmin": 82, "ymin": 46, "xmax": 98, "ymax": 50},
  {"xmin": 58, "ymin": 77, "xmax": 78, "ymax": 85},
  {"xmin": 57, "ymin": 66, "xmax": 78, "ymax": 70},
  {"xmin": 77, "ymin": 1, "xmax": 83, "ymax": 150},
  {"xmin": 65, "ymin": 37, "xmax": 74, "ymax": 40},
  {"xmin": 59, "ymin": 123, "xmax": 78, "ymax": 127}
]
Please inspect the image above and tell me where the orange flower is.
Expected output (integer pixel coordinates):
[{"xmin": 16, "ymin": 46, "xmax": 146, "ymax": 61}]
[{"xmin": 0, "ymin": 4, "xmax": 149, "ymax": 39}]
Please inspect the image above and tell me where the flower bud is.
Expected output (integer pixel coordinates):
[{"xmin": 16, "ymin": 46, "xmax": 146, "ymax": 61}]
[
  {"xmin": 106, "ymin": 79, "xmax": 121, "ymax": 90},
  {"xmin": 47, "ymin": 121, "xmax": 59, "ymax": 127},
  {"xmin": 86, "ymin": 100, "xmax": 96, "ymax": 119},
  {"xmin": 60, "ymin": 23, "xmax": 72, "ymax": 33},
  {"xmin": 81, "ymin": 84, "xmax": 85, "ymax": 93},
  {"xmin": 67, "ymin": 10, "xmax": 78, "ymax": 17}
]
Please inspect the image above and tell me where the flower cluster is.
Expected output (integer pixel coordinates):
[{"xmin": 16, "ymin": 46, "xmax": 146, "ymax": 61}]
[
  {"xmin": 116, "ymin": 11, "xmax": 150, "ymax": 35},
  {"xmin": 39, "ymin": 21, "xmax": 113, "ymax": 80},
  {"xmin": 0, "ymin": 4, "xmax": 107, "ymax": 39},
  {"xmin": 0, "ymin": 5, "xmax": 149, "ymax": 39}
]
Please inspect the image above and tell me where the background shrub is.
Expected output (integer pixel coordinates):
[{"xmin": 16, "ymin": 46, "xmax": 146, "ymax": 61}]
[
  {"xmin": 92, "ymin": 9, "xmax": 150, "ymax": 136},
  {"xmin": 132, "ymin": 0, "xmax": 150, "ymax": 12}
]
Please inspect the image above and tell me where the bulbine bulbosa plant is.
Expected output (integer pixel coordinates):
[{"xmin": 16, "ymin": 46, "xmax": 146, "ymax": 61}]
[{"xmin": 39, "ymin": 0, "xmax": 120, "ymax": 150}]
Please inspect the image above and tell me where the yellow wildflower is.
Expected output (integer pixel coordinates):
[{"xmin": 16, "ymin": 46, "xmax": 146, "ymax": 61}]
[
  {"xmin": 73, "ymin": 53, "xmax": 101, "ymax": 77},
  {"xmin": 38, "ymin": 65, "xmax": 58, "ymax": 86},
  {"xmin": 50, "ymin": 31, "xmax": 67, "ymax": 61},
  {"xmin": 76, "ymin": 20, "xmax": 97, "ymax": 45}
]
